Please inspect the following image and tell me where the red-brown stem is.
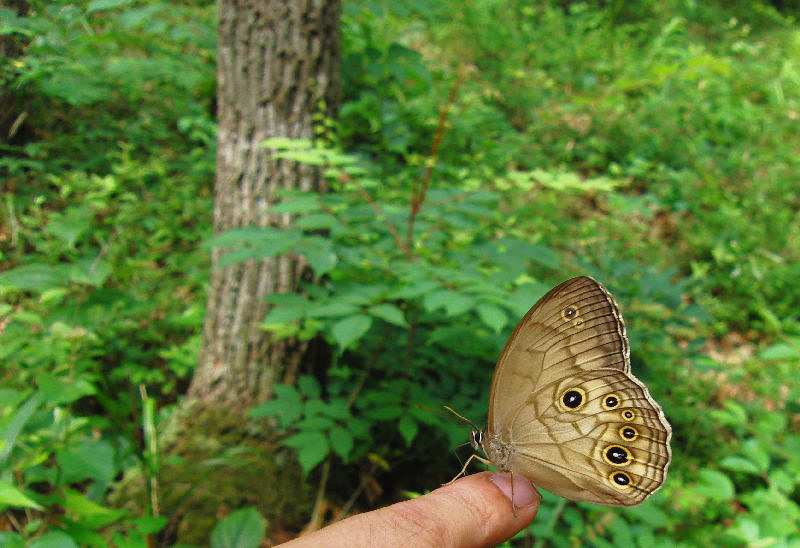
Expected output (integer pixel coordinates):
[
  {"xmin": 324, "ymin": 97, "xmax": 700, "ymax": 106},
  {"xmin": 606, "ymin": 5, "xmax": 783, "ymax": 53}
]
[{"xmin": 406, "ymin": 71, "xmax": 465, "ymax": 254}]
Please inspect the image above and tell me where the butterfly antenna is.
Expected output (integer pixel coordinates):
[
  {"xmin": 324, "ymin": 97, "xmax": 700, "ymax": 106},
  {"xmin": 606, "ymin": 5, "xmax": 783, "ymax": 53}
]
[{"xmin": 443, "ymin": 405, "xmax": 481, "ymax": 432}]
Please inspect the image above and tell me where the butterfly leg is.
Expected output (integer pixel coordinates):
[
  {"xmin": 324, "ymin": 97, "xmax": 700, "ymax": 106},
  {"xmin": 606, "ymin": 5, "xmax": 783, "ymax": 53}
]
[{"xmin": 444, "ymin": 453, "xmax": 493, "ymax": 485}]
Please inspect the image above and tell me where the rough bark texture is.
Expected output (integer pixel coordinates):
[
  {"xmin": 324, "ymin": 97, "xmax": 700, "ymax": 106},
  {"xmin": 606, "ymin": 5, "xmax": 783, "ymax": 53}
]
[{"xmin": 190, "ymin": 0, "xmax": 341, "ymax": 408}]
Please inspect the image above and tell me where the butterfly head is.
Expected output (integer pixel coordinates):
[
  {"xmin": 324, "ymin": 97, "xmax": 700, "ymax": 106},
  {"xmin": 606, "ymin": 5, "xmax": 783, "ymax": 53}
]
[{"xmin": 469, "ymin": 429, "xmax": 484, "ymax": 451}]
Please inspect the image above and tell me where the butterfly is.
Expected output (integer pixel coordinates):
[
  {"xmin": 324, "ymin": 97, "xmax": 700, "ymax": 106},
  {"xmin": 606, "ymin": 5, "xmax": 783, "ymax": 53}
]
[{"xmin": 451, "ymin": 276, "xmax": 671, "ymax": 506}]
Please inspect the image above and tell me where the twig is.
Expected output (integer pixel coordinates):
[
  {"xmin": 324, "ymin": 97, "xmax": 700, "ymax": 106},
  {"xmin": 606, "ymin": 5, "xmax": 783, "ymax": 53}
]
[
  {"xmin": 336, "ymin": 170, "xmax": 410, "ymax": 258},
  {"xmin": 407, "ymin": 70, "xmax": 465, "ymax": 249}
]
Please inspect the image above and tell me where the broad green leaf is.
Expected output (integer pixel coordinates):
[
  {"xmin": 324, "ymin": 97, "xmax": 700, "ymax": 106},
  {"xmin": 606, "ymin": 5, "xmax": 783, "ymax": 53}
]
[
  {"xmin": 694, "ymin": 469, "xmax": 735, "ymax": 501},
  {"xmin": 330, "ymin": 426, "xmax": 354, "ymax": 461},
  {"xmin": 296, "ymin": 416, "xmax": 335, "ymax": 431},
  {"xmin": 283, "ymin": 432, "xmax": 329, "ymax": 475},
  {"xmin": 128, "ymin": 516, "xmax": 168, "ymax": 535},
  {"xmin": 45, "ymin": 207, "xmax": 92, "ymax": 250},
  {"xmin": 347, "ymin": 418, "xmax": 371, "ymax": 439},
  {"xmin": 210, "ymin": 227, "xmax": 281, "ymax": 247},
  {"xmin": 445, "ymin": 295, "xmax": 477, "ymax": 316},
  {"xmin": 305, "ymin": 301, "xmax": 360, "ymax": 318},
  {"xmin": 87, "ymin": 0, "xmax": 136, "ymax": 12},
  {"xmin": 301, "ymin": 237, "xmax": 336, "ymax": 275},
  {"xmin": 759, "ymin": 342, "xmax": 800, "ymax": 360},
  {"xmin": 423, "ymin": 289, "xmax": 459, "ymax": 312},
  {"xmin": 274, "ymin": 149, "xmax": 327, "ymax": 166},
  {"xmin": 56, "ymin": 440, "xmax": 115, "ymax": 484},
  {"xmin": 246, "ymin": 400, "xmax": 284, "ymax": 418},
  {"xmin": 261, "ymin": 305, "xmax": 306, "ymax": 325},
  {"xmin": 69, "ymin": 259, "xmax": 112, "ymax": 287},
  {"xmin": 368, "ymin": 304, "xmax": 408, "ymax": 327},
  {"xmin": 297, "ymin": 375, "xmax": 321, "ymax": 398},
  {"xmin": 331, "ymin": 315, "xmax": 372, "ymax": 351},
  {"xmin": 0, "ymin": 480, "xmax": 43, "ymax": 510},
  {"xmin": 0, "ymin": 533, "xmax": 25, "ymax": 548},
  {"xmin": 397, "ymin": 415, "xmax": 418, "ymax": 446},
  {"xmin": 719, "ymin": 456, "xmax": 761, "ymax": 474},
  {"xmin": 294, "ymin": 213, "xmax": 339, "ymax": 230},
  {"xmin": 36, "ymin": 373, "xmax": 96, "ymax": 405},
  {"xmin": 388, "ymin": 279, "xmax": 439, "ymax": 299},
  {"xmin": 210, "ymin": 507, "xmax": 266, "ymax": 548},
  {"xmin": 62, "ymin": 490, "xmax": 127, "ymax": 527},
  {"xmin": 0, "ymin": 393, "xmax": 42, "ymax": 464},
  {"xmin": 261, "ymin": 137, "xmax": 313, "ymax": 150},
  {"xmin": 28, "ymin": 531, "xmax": 78, "ymax": 548},
  {"xmin": 325, "ymin": 398, "xmax": 351, "ymax": 420},
  {"xmin": 476, "ymin": 303, "xmax": 507, "ymax": 332},
  {"xmin": 270, "ymin": 196, "xmax": 321, "ymax": 214},
  {"xmin": 0, "ymin": 264, "xmax": 71, "ymax": 291}
]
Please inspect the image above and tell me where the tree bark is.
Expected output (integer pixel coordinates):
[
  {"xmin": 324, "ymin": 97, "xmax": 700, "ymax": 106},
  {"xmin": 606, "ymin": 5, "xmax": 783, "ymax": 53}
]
[{"xmin": 189, "ymin": 0, "xmax": 341, "ymax": 408}]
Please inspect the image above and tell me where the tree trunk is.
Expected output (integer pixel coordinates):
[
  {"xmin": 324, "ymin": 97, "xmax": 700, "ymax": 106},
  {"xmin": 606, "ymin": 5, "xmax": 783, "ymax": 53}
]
[{"xmin": 190, "ymin": 0, "xmax": 341, "ymax": 409}]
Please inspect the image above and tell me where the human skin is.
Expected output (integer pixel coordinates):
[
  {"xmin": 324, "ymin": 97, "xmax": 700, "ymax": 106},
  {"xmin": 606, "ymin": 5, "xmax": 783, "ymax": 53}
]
[{"xmin": 278, "ymin": 472, "xmax": 540, "ymax": 548}]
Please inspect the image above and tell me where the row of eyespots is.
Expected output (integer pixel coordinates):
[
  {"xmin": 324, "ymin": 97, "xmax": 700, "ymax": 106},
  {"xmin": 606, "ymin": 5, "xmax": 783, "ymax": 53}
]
[{"xmin": 558, "ymin": 388, "xmax": 639, "ymax": 490}]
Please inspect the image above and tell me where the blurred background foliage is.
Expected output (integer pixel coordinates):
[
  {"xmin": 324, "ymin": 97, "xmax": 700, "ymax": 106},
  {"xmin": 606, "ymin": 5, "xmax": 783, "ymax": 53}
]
[{"xmin": 1, "ymin": 0, "xmax": 800, "ymax": 546}]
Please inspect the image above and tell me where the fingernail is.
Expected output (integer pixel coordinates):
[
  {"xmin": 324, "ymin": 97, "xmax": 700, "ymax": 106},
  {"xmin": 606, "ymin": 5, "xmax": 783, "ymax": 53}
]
[{"xmin": 490, "ymin": 473, "xmax": 540, "ymax": 508}]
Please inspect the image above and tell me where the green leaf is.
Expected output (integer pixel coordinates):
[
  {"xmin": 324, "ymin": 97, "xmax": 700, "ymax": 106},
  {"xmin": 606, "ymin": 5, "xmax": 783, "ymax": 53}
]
[
  {"xmin": 294, "ymin": 213, "xmax": 339, "ymax": 230},
  {"xmin": 347, "ymin": 418, "xmax": 371, "ymax": 439},
  {"xmin": 28, "ymin": 531, "xmax": 78, "ymax": 548},
  {"xmin": 261, "ymin": 305, "xmax": 306, "ymax": 325},
  {"xmin": 446, "ymin": 296, "xmax": 477, "ymax": 316},
  {"xmin": 325, "ymin": 398, "xmax": 351, "ymax": 420},
  {"xmin": 270, "ymin": 196, "xmax": 322, "ymax": 214},
  {"xmin": 0, "ymin": 264, "xmax": 71, "ymax": 291},
  {"xmin": 261, "ymin": 137, "xmax": 313, "ymax": 150},
  {"xmin": 46, "ymin": 207, "xmax": 92, "ymax": 250},
  {"xmin": 56, "ymin": 440, "xmax": 115, "ymax": 484},
  {"xmin": 423, "ymin": 289, "xmax": 459, "ymax": 312},
  {"xmin": 368, "ymin": 304, "xmax": 408, "ymax": 327},
  {"xmin": 0, "ymin": 480, "xmax": 43, "ymax": 510},
  {"xmin": 210, "ymin": 507, "xmax": 266, "ymax": 548},
  {"xmin": 476, "ymin": 303, "xmax": 507, "ymax": 332},
  {"xmin": 301, "ymin": 237, "xmax": 337, "ymax": 275},
  {"xmin": 719, "ymin": 456, "xmax": 761, "ymax": 475},
  {"xmin": 87, "ymin": 0, "xmax": 136, "ymax": 12},
  {"xmin": 331, "ymin": 315, "xmax": 372, "ymax": 351},
  {"xmin": 330, "ymin": 426, "xmax": 354, "ymax": 461},
  {"xmin": 759, "ymin": 342, "xmax": 800, "ymax": 360},
  {"xmin": 388, "ymin": 279, "xmax": 439, "ymax": 299},
  {"xmin": 0, "ymin": 393, "xmax": 42, "ymax": 464},
  {"xmin": 296, "ymin": 416, "xmax": 335, "ymax": 431},
  {"xmin": 128, "ymin": 516, "xmax": 168, "ymax": 535},
  {"xmin": 0, "ymin": 532, "xmax": 25, "ymax": 548},
  {"xmin": 252, "ymin": 384, "xmax": 302, "ymax": 427},
  {"xmin": 283, "ymin": 432, "xmax": 329, "ymax": 475},
  {"xmin": 62, "ymin": 489, "xmax": 127, "ymax": 527},
  {"xmin": 246, "ymin": 400, "xmax": 284, "ymax": 418},
  {"xmin": 69, "ymin": 259, "xmax": 112, "ymax": 287},
  {"xmin": 297, "ymin": 375, "xmax": 321, "ymax": 398},
  {"xmin": 694, "ymin": 469, "xmax": 735, "ymax": 501},
  {"xmin": 305, "ymin": 301, "xmax": 360, "ymax": 318},
  {"xmin": 36, "ymin": 373, "xmax": 96, "ymax": 405},
  {"xmin": 398, "ymin": 415, "xmax": 418, "ymax": 446}
]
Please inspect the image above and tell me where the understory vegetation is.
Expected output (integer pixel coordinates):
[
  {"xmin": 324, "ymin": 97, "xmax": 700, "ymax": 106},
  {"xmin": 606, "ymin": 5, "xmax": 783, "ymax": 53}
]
[{"xmin": 1, "ymin": 0, "xmax": 799, "ymax": 546}]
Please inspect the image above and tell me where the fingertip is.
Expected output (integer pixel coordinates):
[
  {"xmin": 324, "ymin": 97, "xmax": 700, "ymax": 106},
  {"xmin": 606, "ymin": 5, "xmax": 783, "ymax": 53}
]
[
  {"xmin": 434, "ymin": 471, "xmax": 539, "ymax": 546},
  {"xmin": 489, "ymin": 472, "xmax": 541, "ymax": 510}
]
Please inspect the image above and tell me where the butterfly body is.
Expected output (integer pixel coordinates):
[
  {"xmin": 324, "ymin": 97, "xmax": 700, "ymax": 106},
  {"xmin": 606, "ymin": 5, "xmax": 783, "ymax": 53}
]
[{"xmin": 471, "ymin": 276, "xmax": 672, "ymax": 507}]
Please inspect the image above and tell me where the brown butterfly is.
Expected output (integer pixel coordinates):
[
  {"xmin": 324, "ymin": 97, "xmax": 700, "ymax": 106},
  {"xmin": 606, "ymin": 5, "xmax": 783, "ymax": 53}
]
[{"xmin": 451, "ymin": 276, "xmax": 672, "ymax": 506}]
